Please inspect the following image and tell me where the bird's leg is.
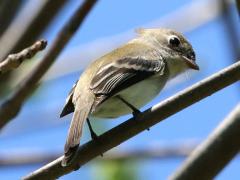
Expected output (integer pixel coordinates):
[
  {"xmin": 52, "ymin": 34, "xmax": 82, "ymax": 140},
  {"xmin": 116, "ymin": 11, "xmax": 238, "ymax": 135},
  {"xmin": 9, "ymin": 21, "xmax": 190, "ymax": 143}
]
[
  {"xmin": 86, "ymin": 118, "xmax": 98, "ymax": 140},
  {"xmin": 116, "ymin": 95, "xmax": 150, "ymax": 131},
  {"xmin": 86, "ymin": 118, "xmax": 103, "ymax": 156},
  {"xmin": 116, "ymin": 95, "xmax": 141, "ymax": 118}
]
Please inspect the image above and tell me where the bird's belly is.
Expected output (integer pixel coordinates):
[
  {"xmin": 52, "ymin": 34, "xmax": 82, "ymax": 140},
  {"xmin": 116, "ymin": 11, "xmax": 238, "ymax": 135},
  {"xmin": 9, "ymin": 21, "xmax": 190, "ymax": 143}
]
[{"xmin": 92, "ymin": 75, "xmax": 167, "ymax": 118}]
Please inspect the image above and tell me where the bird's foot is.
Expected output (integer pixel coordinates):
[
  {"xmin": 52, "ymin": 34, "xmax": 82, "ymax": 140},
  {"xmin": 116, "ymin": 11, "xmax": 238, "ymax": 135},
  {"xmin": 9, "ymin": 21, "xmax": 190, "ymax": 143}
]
[
  {"xmin": 90, "ymin": 130, "xmax": 98, "ymax": 141},
  {"xmin": 86, "ymin": 118, "xmax": 104, "ymax": 156},
  {"xmin": 132, "ymin": 110, "xmax": 150, "ymax": 131},
  {"xmin": 132, "ymin": 109, "xmax": 141, "ymax": 119},
  {"xmin": 91, "ymin": 133, "xmax": 103, "ymax": 156}
]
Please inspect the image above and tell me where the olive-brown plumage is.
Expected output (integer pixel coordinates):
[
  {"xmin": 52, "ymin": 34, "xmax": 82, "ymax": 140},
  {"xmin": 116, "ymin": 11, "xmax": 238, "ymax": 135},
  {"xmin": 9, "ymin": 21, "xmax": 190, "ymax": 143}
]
[{"xmin": 60, "ymin": 28, "xmax": 199, "ymax": 166}]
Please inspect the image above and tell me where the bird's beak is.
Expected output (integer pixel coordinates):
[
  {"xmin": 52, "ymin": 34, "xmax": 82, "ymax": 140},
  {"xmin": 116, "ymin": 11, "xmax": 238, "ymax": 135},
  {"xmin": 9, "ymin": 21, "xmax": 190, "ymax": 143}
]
[{"xmin": 182, "ymin": 52, "xmax": 199, "ymax": 70}]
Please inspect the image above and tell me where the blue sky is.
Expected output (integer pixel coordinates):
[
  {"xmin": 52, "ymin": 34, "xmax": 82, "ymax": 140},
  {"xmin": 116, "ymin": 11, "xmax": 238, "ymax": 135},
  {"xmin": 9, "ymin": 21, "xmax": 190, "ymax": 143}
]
[{"xmin": 0, "ymin": 0, "xmax": 239, "ymax": 179}]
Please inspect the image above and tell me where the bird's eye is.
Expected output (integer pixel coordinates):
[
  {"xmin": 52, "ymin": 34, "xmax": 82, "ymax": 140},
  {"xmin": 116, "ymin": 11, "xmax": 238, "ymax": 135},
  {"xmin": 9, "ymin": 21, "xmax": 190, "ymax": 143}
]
[{"xmin": 168, "ymin": 36, "xmax": 180, "ymax": 47}]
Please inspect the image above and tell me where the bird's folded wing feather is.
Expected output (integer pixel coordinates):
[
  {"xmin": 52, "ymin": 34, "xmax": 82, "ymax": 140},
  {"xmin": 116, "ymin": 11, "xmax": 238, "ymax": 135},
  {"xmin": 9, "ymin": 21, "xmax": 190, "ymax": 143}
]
[
  {"xmin": 90, "ymin": 49, "xmax": 165, "ymax": 111},
  {"xmin": 60, "ymin": 80, "xmax": 78, "ymax": 117}
]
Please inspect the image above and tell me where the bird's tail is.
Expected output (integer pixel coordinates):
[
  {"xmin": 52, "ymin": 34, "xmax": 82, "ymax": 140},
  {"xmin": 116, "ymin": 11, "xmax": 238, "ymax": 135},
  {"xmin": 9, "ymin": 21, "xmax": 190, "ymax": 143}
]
[{"xmin": 61, "ymin": 100, "xmax": 93, "ymax": 167}]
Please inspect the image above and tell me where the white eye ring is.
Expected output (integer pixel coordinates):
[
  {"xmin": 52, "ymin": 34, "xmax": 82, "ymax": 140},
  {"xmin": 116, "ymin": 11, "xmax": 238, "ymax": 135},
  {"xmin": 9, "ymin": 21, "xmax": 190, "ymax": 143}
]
[{"xmin": 168, "ymin": 35, "xmax": 181, "ymax": 47}]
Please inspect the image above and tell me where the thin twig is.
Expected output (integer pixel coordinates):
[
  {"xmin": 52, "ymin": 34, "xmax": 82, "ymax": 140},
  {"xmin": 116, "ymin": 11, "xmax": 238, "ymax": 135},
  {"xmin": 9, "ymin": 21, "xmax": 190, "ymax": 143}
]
[
  {"xmin": 0, "ymin": 0, "xmax": 68, "ymax": 61},
  {"xmin": 169, "ymin": 104, "xmax": 240, "ymax": 180},
  {"xmin": 23, "ymin": 60, "xmax": 240, "ymax": 180},
  {"xmin": 0, "ymin": 40, "xmax": 47, "ymax": 74},
  {"xmin": 0, "ymin": 0, "xmax": 97, "ymax": 129},
  {"xmin": 0, "ymin": 0, "xmax": 68, "ymax": 96}
]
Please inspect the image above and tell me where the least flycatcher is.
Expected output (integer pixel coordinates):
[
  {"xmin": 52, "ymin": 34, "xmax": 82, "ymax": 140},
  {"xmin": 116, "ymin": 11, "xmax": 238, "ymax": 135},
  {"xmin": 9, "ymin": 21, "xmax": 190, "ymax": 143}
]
[{"xmin": 60, "ymin": 28, "xmax": 199, "ymax": 166}]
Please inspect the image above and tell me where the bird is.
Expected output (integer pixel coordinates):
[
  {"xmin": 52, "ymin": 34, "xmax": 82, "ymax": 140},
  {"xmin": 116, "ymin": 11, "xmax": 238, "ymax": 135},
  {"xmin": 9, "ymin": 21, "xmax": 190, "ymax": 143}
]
[{"xmin": 60, "ymin": 28, "xmax": 199, "ymax": 166}]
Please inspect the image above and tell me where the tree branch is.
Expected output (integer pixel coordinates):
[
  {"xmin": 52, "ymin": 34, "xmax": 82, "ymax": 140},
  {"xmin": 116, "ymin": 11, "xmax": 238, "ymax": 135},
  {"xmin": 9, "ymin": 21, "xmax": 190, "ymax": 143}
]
[
  {"xmin": 0, "ymin": 0, "xmax": 97, "ymax": 129},
  {"xmin": 236, "ymin": 0, "xmax": 240, "ymax": 15},
  {"xmin": 169, "ymin": 104, "xmax": 240, "ymax": 180},
  {"xmin": 22, "ymin": 60, "xmax": 240, "ymax": 180},
  {"xmin": 0, "ymin": 0, "xmax": 22, "ymax": 37},
  {"xmin": 220, "ymin": 0, "xmax": 240, "ymax": 61},
  {"xmin": 0, "ymin": 40, "xmax": 47, "ymax": 74}
]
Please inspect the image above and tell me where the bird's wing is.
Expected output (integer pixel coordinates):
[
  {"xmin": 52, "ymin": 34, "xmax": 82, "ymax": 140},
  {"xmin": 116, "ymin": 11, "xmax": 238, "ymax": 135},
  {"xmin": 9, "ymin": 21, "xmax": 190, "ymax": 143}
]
[
  {"xmin": 90, "ymin": 52, "xmax": 165, "ymax": 112},
  {"xmin": 60, "ymin": 80, "xmax": 78, "ymax": 118}
]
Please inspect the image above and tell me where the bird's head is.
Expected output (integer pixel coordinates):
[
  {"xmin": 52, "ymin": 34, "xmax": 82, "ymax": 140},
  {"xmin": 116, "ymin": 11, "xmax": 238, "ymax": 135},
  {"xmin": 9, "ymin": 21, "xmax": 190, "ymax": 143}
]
[{"xmin": 136, "ymin": 28, "xmax": 199, "ymax": 78}]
